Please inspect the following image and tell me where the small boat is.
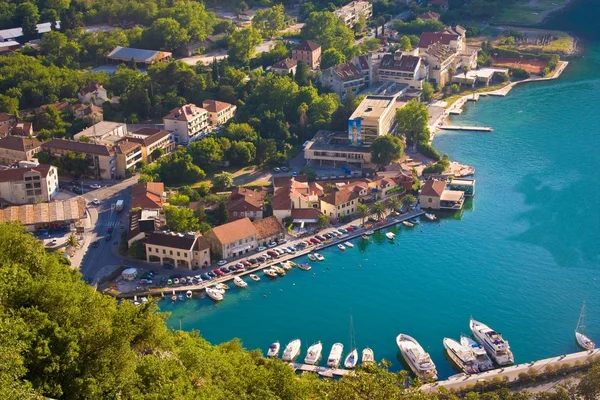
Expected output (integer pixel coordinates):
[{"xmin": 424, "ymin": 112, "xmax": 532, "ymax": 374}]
[
  {"xmin": 304, "ymin": 342, "xmax": 323, "ymax": 365},
  {"xmin": 264, "ymin": 269, "xmax": 277, "ymax": 278},
  {"xmin": 281, "ymin": 262, "xmax": 292, "ymax": 271},
  {"xmin": 362, "ymin": 234, "xmax": 369, "ymax": 240},
  {"xmin": 365, "ymin": 230, "xmax": 374, "ymax": 235},
  {"xmin": 307, "ymin": 254, "xmax": 317, "ymax": 261},
  {"xmin": 205, "ymin": 287, "xmax": 223, "ymax": 301},
  {"xmin": 402, "ymin": 221, "xmax": 414, "ymax": 227},
  {"xmin": 409, "ymin": 217, "xmax": 419, "ymax": 224},
  {"xmin": 211, "ymin": 285, "xmax": 225, "ymax": 295},
  {"xmin": 385, "ymin": 232, "xmax": 395, "ymax": 240},
  {"xmin": 185, "ymin": 290, "xmax": 193, "ymax": 299},
  {"xmin": 443, "ymin": 337, "xmax": 479, "ymax": 374},
  {"xmin": 272, "ymin": 266, "xmax": 286, "ymax": 275},
  {"xmin": 344, "ymin": 349, "xmax": 358, "ymax": 369},
  {"xmin": 470, "ymin": 318, "xmax": 514, "ymax": 366},
  {"xmin": 218, "ymin": 283, "xmax": 230, "ymax": 290},
  {"xmin": 424, "ymin": 213, "xmax": 436, "ymax": 221},
  {"xmin": 298, "ymin": 263, "xmax": 312, "ymax": 271},
  {"xmin": 314, "ymin": 253, "xmax": 325, "ymax": 261},
  {"xmin": 362, "ymin": 348, "xmax": 374, "ymax": 365},
  {"xmin": 288, "ymin": 261, "xmax": 297, "ymax": 267},
  {"xmin": 249, "ymin": 274, "xmax": 260, "ymax": 282},
  {"xmin": 327, "ymin": 343, "xmax": 344, "ymax": 368},
  {"xmin": 178, "ymin": 294, "xmax": 185, "ymax": 301},
  {"xmin": 141, "ymin": 297, "xmax": 148, "ymax": 303},
  {"xmin": 282, "ymin": 339, "xmax": 302, "ymax": 362},
  {"xmin": 460, "ymin": 336, "xmax": 494, "ymax": 372},
  {"xmin": 171, "ymin": 294, "xmax": 177, "ymax": 301},
  {"xmin": 338, "ymin": 244, "xmax": 346, "ymax": 251},
  {"xmin": 173, "ymin": 278, "xmax": 180, "ymax": 284},
  {"xmin": 396, "ymin": 333, "xmax": 438, "ymax": 381},
  {"xmin": 344, "ymin": 241, "xmax": 354, "ymax": 248},
  {"xmin": 233, "ymin": 276, "xmax": 248, "ymax": 288},
  {"xmin": 267, "ymin": 342, "xmax": 280, "ymax": 357},
  {"xmin": 576, "ymin": 302, "xmax": 595, "ymax": 350}
]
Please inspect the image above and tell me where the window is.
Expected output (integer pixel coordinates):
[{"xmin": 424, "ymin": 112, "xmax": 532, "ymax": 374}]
[
  {"xmin": 428, "ymin": 198, "xmax": 432, "ymax": 203},
  {"xmin": 177, "ymin": 252, "xmax": 180, "ymax": 257},
  {"xmin": 170, "ymin": 250, "xmax": 173, "ymax": 255},
  {"xmin": 162, "ymin": 249, "xmax": 166, "ymax": 254}
]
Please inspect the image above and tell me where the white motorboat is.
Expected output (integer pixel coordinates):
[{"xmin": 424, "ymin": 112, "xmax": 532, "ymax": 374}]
[
  {"xmin": 205, "ymin": 287, "xmax": 223, "ymax": 301},
  {"xmin": 344, "ymin": 241, "xmax": 354, "ymax": 248},
  {"xmin": 362, "ymin": 348, "xmax": 374, "ymax": 365},
  {"xmin": 402, "ymin": 221, "xmax": 414, "ymax": 227},
  {"xmin": 344, "ymin": 349, "xmax": 358, "ymax": 369},
  {"xmin": 470, "ymin": 318, "xmax": 514, "ymax": 366},
  {"xmin": 211, "ymin": 285, "xmax": 225, "ymax": 295},
  {"xmin": 282, "ymin": 339, "xmax": 301, "ymax": 362},
  {"xmin": 460, "ymin": 336, "xmax": 494, "ymax": 372},
  {"xmin": 386, "ymin": 232, "xmax": 395, "ymax": 240},
  {"xmin": 267, "ymin": 341, "xmax": 280, "ymax": 358},
  {"xmin": 233, "ymin": 276, "xmax": 248, "ymax": 288},
  {"xmin": 576, "ymin": 302, "xmax": 595, "ymax": 350},
  {"xmin": 272, "ymin": 266, "xmax": 286, "ymax": 275},
  {"xmin": 185, "ymin": 290, "xmax": 193, "ymax": 299},
  {"xmin": 173, "ymin": 278, "xmax": 180, "ymax": 284},
  {"xmin": 298, "ymin": 263, "xmax": 311, "ymax": 271},
  {"xmin": 327, "ymin": 343, "xmax": 344, "ymax": 368},
  {"xmin": 424, "ymin": 213, "xmax": 437, "ymax": 221},
  {"xmin": 338, "ymin": 244, "xmax": 346, "ymax": 251},
  {"xmin": 249, "ymin": 274, "xmax": 260, "ymax": 282},
  {"xmin": 141, "ymin": 297, "xmax": 148, "ymax": 303},
  {"xmin": 314, "ymin": 253, "xmax": 325, "ymax": 261},
  {"xmin": 264, "ymin": 269, "xmax": 277, "ymax": 278},
  {"xmin": 396, "ymin": 334, "xmax": 438, "ymax": 381},
  {"xmin": 281, "ymin": 262, "xmax": 292, "ymax": 271},
  {"xmin": 443, "ymin": 337, "xmax": 479, "ymax": 374},
  {"xmin": 218, "ymin": 283, "xmax": 230, "ymax": 290},
  {"xmin": 307, "ymin": 254, "xmax": 317, "ymax": 261},
  {"xmin": 304, "ymin": 342, "xmax": 323, "ymax": 365},
  {"xmin": 365, "ymin": 230, "xmax": 374, "ymax": 235}
]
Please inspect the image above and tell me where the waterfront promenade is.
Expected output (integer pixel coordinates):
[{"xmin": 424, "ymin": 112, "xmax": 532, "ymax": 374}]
[
  {"xmin": 421, "ymin": 347, "xmax": 600, "ymax": 392},
  {"xmin": 130, "ymin": 209, "xmax": 426, "ymax": 298}
]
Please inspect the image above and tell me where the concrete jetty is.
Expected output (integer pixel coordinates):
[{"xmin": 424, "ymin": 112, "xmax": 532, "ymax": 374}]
[
  {"xmin": 421, "ymin": 348, "xmax": 600, "ymax": 393},
  {"xmin": 439, "ymin": 125, "xmax": 493, "ymax": 132},
  {"xmin": 290, "ymin": 363, "xmax": 353, "ymax": 377}
]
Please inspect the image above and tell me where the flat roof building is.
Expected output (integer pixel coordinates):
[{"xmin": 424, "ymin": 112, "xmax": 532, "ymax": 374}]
[
  {"xmin": 106, "ymin": 46, "xmax": 172, "ymax": 65},
  {"xmin": 0, "ymin": 197, "xmax": 86, "ymax": 232},
  {"xmin": 73, "ymin": 121, "xmax": 127, "ymax": 143},
  {"xmin": 348, "ymin": 95, "xmax": 405, "ymax": 145},
  {"xmin": 304, "ymin": 130, "xmax": 371, "ymax": 167}
]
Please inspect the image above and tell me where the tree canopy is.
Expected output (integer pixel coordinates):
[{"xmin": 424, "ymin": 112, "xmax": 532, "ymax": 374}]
[
  {"xmin": 395, "ymin": 100, "xmax": 430, "ymax": 145},
  {"xmin": 370, "ymin": 135, "xmax": 404, "ymax": 167},
  {"xmin": 252, "ymin": 5, "xmax": 286, "ymax": 38},
  {"xmin": 302, "ymin": 11, "xmax": 355, "ymax": 56}
]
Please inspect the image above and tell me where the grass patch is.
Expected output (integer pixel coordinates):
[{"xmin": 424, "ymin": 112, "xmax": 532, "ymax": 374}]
[
  {"xmin": 443, "ymin": 82, "xmax": 512, "ymax": 108},
  {"xmin": 241, "ymin": 179, "xmax": 271, "ymax": 187},
  {"xmin": 494, "ymin": 29, "xmax": 573, "ymax": 55},
  {"xmin": 495, "ymin": 0, "xmax": 569, "ymax": 25}
]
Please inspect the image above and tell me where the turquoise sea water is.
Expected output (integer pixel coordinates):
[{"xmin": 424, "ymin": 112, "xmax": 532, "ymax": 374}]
[{"xmin": 162, "ymin": 6, "xmax": 600, "ymax": 379}]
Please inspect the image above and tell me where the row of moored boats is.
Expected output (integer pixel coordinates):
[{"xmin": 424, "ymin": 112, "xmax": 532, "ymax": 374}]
[{"xmin": 268, "ymin": 339, "xmax": 374, "ymax": 370}]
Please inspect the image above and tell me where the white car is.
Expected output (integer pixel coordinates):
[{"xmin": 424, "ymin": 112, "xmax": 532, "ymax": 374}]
[
  {"xmin": 91, "ymin": 199, "xmax": 100, "ymax": 206},
  {"xmin": 217, "ymin": 260, "xmax": 227, "ymax": 266},
  {"xmin": 268, "ymin": 242, "xmax": 277, "ymax": 248},
  {"xmin": 90, "ymin": 184, "xmax": 101, "ymax": 189},
  {"xmin": 257, "ymin": 246, "xmax": 267, "ymax": 252}
]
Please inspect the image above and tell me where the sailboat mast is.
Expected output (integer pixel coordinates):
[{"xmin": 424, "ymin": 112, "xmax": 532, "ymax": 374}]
[{"xmin": 577, "ymin": 302, "xmax": 587, "ymax": 333}]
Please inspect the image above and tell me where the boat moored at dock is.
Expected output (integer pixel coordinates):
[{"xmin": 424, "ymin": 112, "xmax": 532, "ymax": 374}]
[
  {"xmin": 304, "ymin": 342, "xmax": 323, "ymax": 365},
  {"xmin": 263, "ymin": 269, "xmax": 277, "ymax": 278},
  {"xmin": 460, "ymin": 335, "xmax": 494, "ymax": 371},
  {"xmin": 576, "ymin": 302, "xmax": 595, "ymax": 350},
  {"xmin": 205, "ymin": 287, "xmax": 223, "ymax": 301},
  {"xmin": 314, "ymin": 253, "xmax": 325, "ymax": 261},
  {"xmin": 298, "ymin": 263, "xmax": 312, "ymax": 271},
  {"xmin": 402, "ymin": 221, "xmax": 414, "ymax": 227},
  {"xmin": 386, "ymin": 232, "xmax": 395, "ymax": 240},
  {"xmin": 362, "ymin": 348, "xmax": 374, "ymax": 365},
  {"xmin": 233, "ymin": 276, "xmax": 248, "ymax": 288},
  {"xmin": 396, "ymin": 334, "xmax": 438, "ymax": 381},
  {"xmin": 267, "ymin": 342, "xmax": 280, "ymax": 357},
  {"xmin": 186, "ymin": 290, "xmax": 193, "ymax": 299},
  {"xmin": 470, "ymin": 318, "xmax": 514, "ymax": 366},
  {"xmin": 249, "ymin": 274, "xmax": 260, "ymax": 281},
  {"xmin": 344, "ymin": 241, "xmax": 354, "ymax": 248},
  {"xmin": 282, "ymin": 339, "xmax": 302, "ymax": 362},
  {"xmin": 338, "ymin": 244, "xmax": 346, "ymax": 251},
  {"xmin": 344, "ymin": 349, "xmax": 358, "ymax": 369},
  {"xmin": 443, "ymin": 337, "xmax": 479, "ymax": 374},
  {"xmin": 327, "ymin": 343, "xmax": 344, "ymax": 368},
  {"xmin": 308, "ymin": 254, "xmax": 317, "ymax": 261}
]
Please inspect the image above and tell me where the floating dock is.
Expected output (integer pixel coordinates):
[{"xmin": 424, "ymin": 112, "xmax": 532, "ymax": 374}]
[
  {"xmin": 439, "ymin": 125, "xmax": 493, "ymax": 132},
  {"xmin": 289, "ymin": 363, "xmax": 353, "ymax": 377}
]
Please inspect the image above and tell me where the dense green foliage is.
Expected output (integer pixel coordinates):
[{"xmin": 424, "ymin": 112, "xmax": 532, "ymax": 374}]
[
  {"xmin": 396, "ymin": 100, "xmax": 430, "ymax": 145},
  {"xmin": 370, "ymin": 135, "xmax": 405, "ymax": 167},
  {"xmin": 302, "ymin": 11, "xmax": 356, "ymax": 57},
  {"xmin": 423, "ymin": 154, "xmax": 450, "ymax": 174},
  {"xmin": 416, "ymin": 141, "xmax": 441, "ymax": 161}
]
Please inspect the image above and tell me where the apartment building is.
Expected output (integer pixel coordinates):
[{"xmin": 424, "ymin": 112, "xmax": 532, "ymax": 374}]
[
  {"xmin": 333, "ymin": 1, "xmax": 373, "ymax": 27},
  {"xmin": 73, "ymin": 121, "xmax": 127, "ymax": 143},
  {"xmin": 114, "ymin": 140, "xmax": 143, "ymax": 179},
  {"xmin": 348, "ymin": 95, "xmax": 404, "ymax": 145},
  {"xmin": 204, "ymin": 217, "xmax": 258, "ymax": 259},
  {"xmin": 0, "ymin": 164, "xmax": 58, "ymax": 205},
  {"xmin": 163, "ymin": 104, "xmax": 209, "ymax": 144},
  {"xmin": 291, "ymin": 40, "xmax": 321, "ymax": 70},
  {"xmin": 127, "ymin": 128, "xmax": 175, "ymax": 162},
  {"xmin": 0, "ymin": 136, "xmax": 41, "ymax": 165},
  {"xmin": 41, "ymin": 139, "xmax": 115, "ymax": 180},
  {"xmin": 377, "ymin": 53, "xmax": 429, "ymax": 89},
  {"xmin": 145, "ymin": 231, "xmax": 211, "ymax": 270},
  {"xmin": 202, "ymin": 100, "xmax": 237, "ymax": 126}
]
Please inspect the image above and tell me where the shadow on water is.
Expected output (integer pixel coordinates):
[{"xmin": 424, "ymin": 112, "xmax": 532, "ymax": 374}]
[{"xmin": 511, "ymin": 174, "xmax": 600, "ymax": 269}]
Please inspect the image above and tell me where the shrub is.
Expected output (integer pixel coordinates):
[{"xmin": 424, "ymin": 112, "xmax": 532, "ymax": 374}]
[
  {"xmin": 508, "ymin": 67, "xmax": 530, "ymax": 79},
  {"xmin": 416, "ymin": 141, "xmax": 440, "ymax": 161}
]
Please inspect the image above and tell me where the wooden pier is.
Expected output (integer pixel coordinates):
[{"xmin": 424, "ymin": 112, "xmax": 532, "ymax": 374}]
[
  {"xmin": 289, "ymin": 363, "xmax": 353, "ymax": 377},
  {"xmin": 439, "ymin": 125, "xmax": 493, "ymax": 132}
]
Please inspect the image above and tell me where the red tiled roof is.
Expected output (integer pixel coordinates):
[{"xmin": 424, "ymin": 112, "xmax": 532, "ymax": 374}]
[
  {"xmin": 294, "ymin": 40, "xmax": 320, "ymax": 52},
  {"xmin": 0, "ymin": 165, "xmax": 52, "ymax": 183},
  {"xmin": 332, "ymin": 62, "xmax": 363, "ymax": 82},
  {"xmin": 146, "ymin": 232, "xmax": 197, "ymax": 250},
  {"xmin": 163, "ymin": 103, "xmax": 206, "ymax": 122},
  {"xmin": 252, "ymin": 216, "xmax": 284, "ymax": 240},
  {"xmin": 128, "ymin": 129, "xmax": 171, "ymax": 147},
  {"xmin": 322, "ymin": 188, "xmax": 359, "ymax": 206},
  {"xmin": 0, "ymin": 113, "xmax": 15, "ymax": 123},
  {"xmin": 420, "ymin": 180, "xmax": 446, "ymax": 197},
  {"xmin": 272, "ymin": 58, "xmax": 298, "ymax": 70},
  {"xmin": 227, "ymin": 187, "xmax": 265, "ymax": 214},
  {"xmin": 202, "ymin": 99, "xmax": 234, "ymax": 113},
  {"xmin": 115, "ymin": 140, "xmax": 141, "ymax": 155},
  {"xmin": 42, "ymin": 138, "xmax": 112, "ymax": 156},
  {"xmin": 0, "ymin": 136, "xmax": 41, "ymax": 152},
  {"xmin": 418, "ymin": 11, "xmax": 440, "ymax": 20},
  {"xmin": 418, "ymin": 32, "xmax": 458, "ymax": 48},
  {"xmin": 291, "ymin": 208, "xmax": 322, "ymax": 220},
  {"xmin": 379, "ymin": 54, "xmax": 421, "ymax": 72},
  {"xmin": 131, "ymin": 182, "xmax": 164, "ymax": 209},
  {"xmin": 208, "ymin": 217, "xmax": 258, "ymax": 245},
  {"xmin": 0, "ymin": 198, "xmax": 86, "ymax": 225},
  {"xmin": 79, "ymin": 82, "xmax": 104, "ymax": 95}
]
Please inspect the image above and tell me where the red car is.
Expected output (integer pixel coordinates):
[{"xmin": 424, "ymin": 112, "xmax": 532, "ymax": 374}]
[
  {"xmin": 346, "ymin": 226, "xmax": 355, "ymax": 232},
  {"xmin": 311, "ymin": 237, "xmax": 321, "ymax": 244},
  {"xmin": 242, "ymin": 261, "xmax": 252, "ymax": 267},
  {"xmin": 304, "ymin": 240, "xmax": 313, "ymax": 246},
  {"xmin": 213, "ymin": 268, "xmax": 225, "ymax": 277},
  {"xmin": 267, "ymin": 250, "xmax": 279, "ymax": 259}
]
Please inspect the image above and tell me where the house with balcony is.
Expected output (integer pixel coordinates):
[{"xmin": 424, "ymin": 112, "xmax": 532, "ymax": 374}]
[
  {"xmin": 114, "ymin": 140, "xmax": 143, "ymax": 178},
  {"xmin": 145, "ymin": 231, "xmax": 210, "ymax": 270},
  {"xmin": 163, "ymin": 103, "xmax": 209, "ymax": 144},
  {"xmin": 304, "ymin": 130, "xmax": 372, "ymax": 167},
  {"xmin": 320, "ymin": 61, "xmax": 366, "ymax": 100},
  {"xmin": 126, "ymin": 128, "xmax": 175, "ymax": 163},
  {"xmin": 0, "ymin": 164, "xmax": 58, "ymax": 205},
  {"xmin": 377, "ymin": 53, "xmax": 429, "ymax": 89},
  {"xmin": 204, "ymin": 217, "xmax": 259, "ymax": 259},
  {"xmin": 78, "ymin": 82, "xmax": 108, "ymax": 106},
  {"xmin": 253, "ymin": 216, "xmax": 285, "ymax": 246},
  {"xmin": 41, "ymin": 139, "xmax": 115, "ymax": 180},
  {"xmin": 202, "ymin": 100, "xmax": 237, "ymax": 126},
  {"xmin": 320, "ymin": 188, "xmax": 359, "ymax": 220}
]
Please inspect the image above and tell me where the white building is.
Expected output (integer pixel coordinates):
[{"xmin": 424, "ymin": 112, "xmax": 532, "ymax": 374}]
[
  {"xmin": 78, "ymin": 82, "xmax": 109, "ymax": 106},
  {"xmin": 202, "ymin": 100, "xmax": 237, "ymax": 126},
  {"xmin": 334, "ymin": 1, "xmax": 373, "ymax": 27},
  {"xmin": 377, "ymin": 53, "xmax": 429, "ymax": 89},
  {"xmin": 73, "ymin": 121, "xmax": 127, "ymax": 144},
  {"xmin": 320, "ymin": 55, "xmax": 372, "ymax": 100},
  {"xmin": 163, "ymin": 104, "xmax": 209, "ymax": 144},
  {"xmin": 348, "ymin": 95, "xmax": 405, "ymax": 145},
  {"xmin": 0, "ymin": 165, "xmax": 58, "ymax": 205}
]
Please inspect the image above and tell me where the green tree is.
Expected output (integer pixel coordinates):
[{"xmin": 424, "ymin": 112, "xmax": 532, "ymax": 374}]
[
  {"xmin": 388, "ymin": 197, "xmax": 401, "ymax": 213},
  {"xmin": 150, "ymin": 150, "xmax": 206, "ymax": 185},
  {"xmin": 401, "ymin": 194, "xmax": 417, "ymax": 211},
  {"xmin": 224, "ymin": 123, "xmax": 258, "ymax": 142},
  {"xmin": 371, "ymin": 201, "xmax": 386, "ymax": 221},
  {"xmin": 302, "ymin": 11, "xmax": 355, "ymax": 55},
  {"xmin": 212, "ymin": 172, "xmax": 233, "ymax": 190},
  {"xmin": 252, "ymin": 5, "xmax": 286, "ymax": 38},
  {"xmin": 578, "ymin": 363, "xmax": 600, "ymax": 400},
  {"xmin": 65, "ymin": 234, "xmax": 79, "ymax": 248},
  {"xmin": 15, "ymin": 2, "xmax": 39, "ymax": 39},
  {"xmin": 228, "ymin": 141, "xmax": 256, "ymax": 167},
  {"xmin": 294, "ymin": 60, "xmax": 311, "ymax": 87},
  {"xmin": 317, "ymin": 213, "xmax": 330, "ymax": 230},
  {"xmin": 396, "ymin": 99, "xmax": 430, "ymax": 145},
  {"xmin": 143, "ymin": 18, "xmax": 190, "ymax": 52},
  {"xmin": 150, "ymin": 148, "xmax": 165, "ymax": 161},
  {"xmin": 354, "ymin": 12, "xmax": 367, "ymax": 32},
  {"xmin": 168, "ymin": 194, "xmax": 190, "ymax": 206},
  {"xmin": 370, "ymin": 135, "xmax": 404, "ymax": 167},
  {"xmin": 158, "ymin": 1, "xmax": 216, "ymax": 43},
  {"xmin": 356, "ymin": 202, "xmax": 369, "ymax": 226},
  {"xmin": 187, "ymin": 137, "xmax": 224, "ymax": 170},
  {"xmin": 214, "ymin": 199, "xmax": 229, "ymax": 224},
  {"xmin": 421, "ymin": 81, "xmax": 434, "ymax": 102},
  {"xmin": 399, "ymin": 35, "xmax": 412, "ymax": 51},
  {"xmin": 0, "ymin": 94, "xmax": 19, "ymax": 115},
  {"xmin": 127, "ymin": 240, "xmax": 146, "ymax": 259},
  {"xmin": 227, "ymin": 26, "xmax": 262, "ymax": 64},
  {"xmin": 165, "ymin": 205, "xmax": 200, "ymax": 232},
  {"xmin": 321, "ymin": 48, "xmax": 346, "ymax": 69}
]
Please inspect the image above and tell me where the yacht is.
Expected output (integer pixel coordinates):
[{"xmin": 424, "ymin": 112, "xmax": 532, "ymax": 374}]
[
  {"xmin": 263, "ymin": 269, "xmax": 277, "ymax": 278},
  {"xmin": 205, "ymin": 287, "xmax": 223, "ymax": 301},
  {"xmin": 249, "ymin": 274, "xmax": 260, "ymax": 282},
  {"xmin": 424, "ymin": 213, "xmax": 437, "ymax": 221},
  {"xmin": 314, "ymin": 253, "xmax": 325, "ymax": 261},
  {"xmin": 298, "ymin": 263, "xmax": 312, "ymax": 271},
  {"xmin": 282, "ymin": 339, "xmax": 302, "ymax": 362},
  {"xmin": 470, "ymin": 318, "xmax": 514, "ymax": 366},
  {"xmin": 307, "ymin": 254, "xmax": 317, "ymax": 261},
  {"xmin": 185, "ymin": 290, "xmax": 193, "ymax": 299},
  {"xmin": 576, "ymin": 302, "xmax": 595, "ymax": 350},
  {"xmin": 267, "ymin": 342, "xmax": 280, "ymax": 358},
  {"xmin": 344, "ymin": 349, "xmax": 358, "ymax": 369},
  {"xmin": 362, "ymin": 348, "xmax": 374, "ymax": 365},
  {"xmin": 327, "ymin": 343, "xmax": 344, "ymax": 368},
  {"xmin": 211, "ymin": 285, "xmax": 225, "ymax": 295},
  {"xmin": 443, "ymin": 338, "xmax": 479, "ymax": 374},
  {"xmin": 304, "ymin": 342, "xmax": 323, "ymax": 365},
  {"xmin": 396, "ymin": 334, "xmax": 438, "ymax": 381},
  {"xmin": 338, "ymin": 244, "xmax": 346, "ymax": 251},
  {"xmin": 386, "ymin": 232, "xmax": 395, "ymax": 240},
  {"xmin": 402, "ymin": 221, "xmax": 414, "ymax": 227},
  {"xmin": 233, "ymin": 276, "xmax": 248, "ymax": 288},
  {"xmin": 344, "ymin": 241, "xmax": 354, "ymax": 248},
  {"xmin": 460, "ymin": 336, "xmax": 494, "ymax": 371}
]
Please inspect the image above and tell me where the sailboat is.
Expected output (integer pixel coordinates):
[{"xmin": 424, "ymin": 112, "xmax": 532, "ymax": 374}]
[
  {"xmin": 344, "ymin": 314, "xmax": 358, "ymax": 369},
  {"xmin": 576, "ymin": 302, "xmax": 595, "ymax": 350}
]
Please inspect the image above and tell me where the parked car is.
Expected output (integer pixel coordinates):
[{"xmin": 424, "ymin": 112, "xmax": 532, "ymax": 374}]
[
  {"xmin": 316, "ymin": 235, "xmax": 326, "ymax": 241},
  {"xmin": 91, "ymin": 240, "xmax": 100, "ymax": 248},
  {"xmin": 323, "ymin": 233, "xmax": 333, "ymax": 239},
  {"xmin": 201, "ymin": 273, "xmax": 212, "ymax": 281},
  {"xmin": 292, "ymin": 171, "xmax": 298, "ymax": 177},
  {"xmin": 91, "ymin": 198, "xmax": 100, "ymax": 206},
  {"xmin": 310, "ymin": 238, "xmax": 320, "ymax": 244},
  {"xmin": 217, "ymin": 260, "xmax": 227, "ymax": 266},
  {"xmin": 287, "ymin": 246, "xmax": 296, "ymax": 253},
  {"xmin": 267, "ymin": 250, "xmax": 279, "ymax": 258},
  {"xmin": 256, "ymin": 256, "xmax": 266, "ymax": 263},
  {"xmin": 248, "ymin": 258, "xmax": 258, "ymax": 264},
  {"xmin": 274, "ymin": 167, "xmax": 281, "ymax": 173},
  {"xmin": 105, "ymin": 234, "xmax": 112, "ymax": 241},
  {"xmin": 339, "ymin": 228, "xmax": 348, "ymax": 234},
  {"xmin": 90, "ymin": 184, "xmax": 101, "ymax": 189},
  {"xmin": 280, "ymin": 166, "xmax": 289, "ymax": 172},
  {"xmin": 268, "ymin": 242, "xmax": 277, "ymax": 248},
  {"xmin": 242, "ymin": 261, "xmax": 252, "ymax": 267},
  {"xmin": 213, "ymin": 269, "xmax": 225, "ymax": 277},
  {"xmin": 220, "ymin": 267, "xmax": 231, "ymax": 274},
  {"xmin": 208, "ymin": 271, "xmax": 217, "ymax": 278},
  {"xmin": 257, "ymin": 246, "xmax": 267, "ymax": 252},
  {"xmin": 275, "ymin": 248, "xmax": 285, "ymax": 255},
  {"xmin": 277, "ymin": 238, "xmax": 287, "ymax": 244}
]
